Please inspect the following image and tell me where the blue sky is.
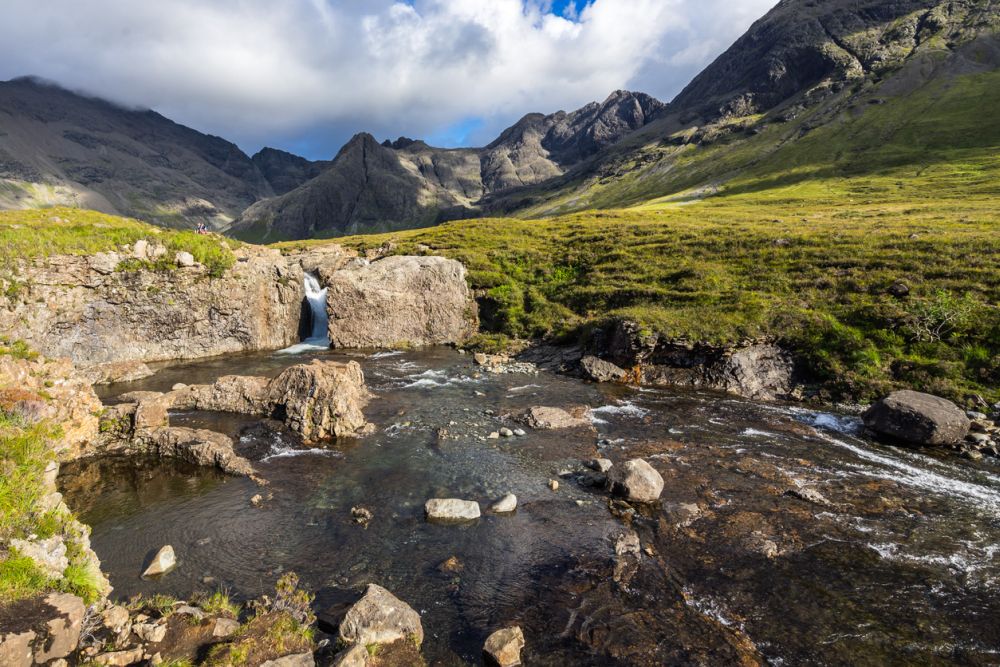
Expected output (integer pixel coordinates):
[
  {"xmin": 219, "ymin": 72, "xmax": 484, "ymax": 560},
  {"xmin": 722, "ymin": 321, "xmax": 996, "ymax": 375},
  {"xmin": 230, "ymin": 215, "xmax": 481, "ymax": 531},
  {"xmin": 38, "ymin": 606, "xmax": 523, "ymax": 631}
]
[{"xmin": 0, "ymin": 0, "xmax": 776, "ymax": 160}]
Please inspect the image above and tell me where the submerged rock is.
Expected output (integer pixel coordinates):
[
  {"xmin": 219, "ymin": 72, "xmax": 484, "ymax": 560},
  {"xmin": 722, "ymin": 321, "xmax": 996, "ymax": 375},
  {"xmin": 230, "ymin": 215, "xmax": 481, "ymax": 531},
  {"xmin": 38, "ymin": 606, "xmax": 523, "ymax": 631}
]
[
  {"xmin": 425, "ymin": 499, "xmax": 481, "ymax": 521},
  {"xmin": 491, "ymin": 494, "xmax": 518, "ymax": 513},
  {"xmin": 607, "ymin": 459, "xmax": 664, "ymax": 503},
  {"xmin": 521, "ymin": 406, "xmax": 590, "ymax": 430},
  {"xmin": 338, "ymin": 584, "xmax": 424, "ymax": 647},
  {"xmin": 864, "ymin": 390, "xmax": 971, "ymax": 446},
  {"xmin": 483, "ymin": 626, "xmax": 525, "ymax": 667},
  {"xmin": 142, "ymin": 545, "xmax": 176, "ymax": 577}
]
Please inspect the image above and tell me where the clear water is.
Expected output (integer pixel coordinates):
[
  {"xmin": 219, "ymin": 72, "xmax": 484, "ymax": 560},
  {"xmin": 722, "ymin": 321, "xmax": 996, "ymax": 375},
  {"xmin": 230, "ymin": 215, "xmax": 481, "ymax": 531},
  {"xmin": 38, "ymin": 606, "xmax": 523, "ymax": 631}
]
[{"xmin": 65, "ymin": 348, "xmax": 1000, "ymax": 665}]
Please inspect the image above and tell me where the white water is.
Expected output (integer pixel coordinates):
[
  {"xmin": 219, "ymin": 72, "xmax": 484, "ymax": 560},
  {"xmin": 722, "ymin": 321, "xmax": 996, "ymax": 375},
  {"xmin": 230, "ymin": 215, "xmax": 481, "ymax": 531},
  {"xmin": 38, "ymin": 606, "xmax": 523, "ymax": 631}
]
[{"xmin": 278, "ymin": 273, "xmax": 330, "ymax": 354}]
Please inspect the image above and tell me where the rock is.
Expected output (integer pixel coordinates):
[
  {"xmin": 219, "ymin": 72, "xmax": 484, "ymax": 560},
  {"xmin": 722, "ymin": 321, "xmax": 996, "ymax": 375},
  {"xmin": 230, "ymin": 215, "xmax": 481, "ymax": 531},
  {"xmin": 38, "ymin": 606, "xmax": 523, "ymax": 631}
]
[
  {"xmin": 174, "ymin": 605, "xmax": 205, "ymax": 620},
  {"xmin": 548, "ymin": 479, "xmax": 559, "ymax": 491},
  {"xmin": 267, "ymin": 360, "xmax": 371, "ymax": 441},
  {"xmin": 175, "ymin": 251, "xmax": 196, "ymax": 267},
  {"xmin": 784, "ymin": 486, "xmax": 830, "ymax": 506},
  {"xmin": 9, "ymin": 536, "xmax": 68, "ymax": 578},
  {"xmin": 863, "ymin": 390, "xmax": 971, "ymax": 446},
  {"xmin": 512, "ymin": 428, "xmax": 526, "ymax": 437},
  {"xmin": 488, "ymin": 432, "xmax": 500, "ymax": 439},
  {"xmin": 887, "ymin": 282, "xmax": 910, "ymax": 298},
  {"xmin": 260, "ymin": 653, "xmax": 315, "ymax": 667},
  {"xmin": 213, "ymin": 617, "xmax": 241, "ymax": 638},
  {"xmin": 351, "ymin": 506, "xmax": 374, "ymax": 527},
  {"xmin": 332, "ymin": 645, "xmax": 370, "ymax": 667},
  {"xmin": 80, "ymin": 360, "xmax": 154, "ymax": 385},
  {"xmin": 483, "ymin": 626, "xmax": 525, "ymax": 667},
  {"xmin": 499, "ymin": 427, "xmax": 514, "ymax": 438},
  {"xmin": 324, "ymin": 256, "xmax": 477, "ymax": 348},
  {"xmin": 142, "ymin": 545, "xmax": 176, "ymax": 577},
  {"xmin": 133, "ymin": 622, "xmax": 167, "ymax": 643},
  {"xmin": 149, "ymin": 427, "xmax": 255, "ymax": 476},
  {"xmin": 964, "ymin": 449, "xmax": 984, "ymax": 461},
  {"xmin": 338, "ymin": 584, "xmax": 424, "ymax": 647},
  {"xmin": 474, "ymin": 353, "xmax": 510, "ymax": 367},
  {"xmin": 588, "ymin": 458, "xmax": 613, "ymax": 473},
  {"xmin": 35, "ymin": 593, "xmax": 85, "ymax": 663},
  {"xmin": 101, "ymin": 605, "xmax": 131, "ymax": 635},
  {"xmin": 132, "ymin": 239, "xmax": 149, "ymax": 260},
  {"xmin": 607, "ymin": 458, "xmax": 664, "ymax": 503},
  {"xmin": 521, "ymin": 406, "xmax": 590, "ymax": 430},
  {"xmin": 0, "ymin": 631, "xmax": 33, "ymax": 667},
  {"xmin": 491, "ymin": 494, "xmax": 518, "ymax": 513},
  {"xmin": 438, "ymin": 556, "xmax": 464, "ymax": 573},
  {"xmin": 425, "ymin": 499, "xmax": 481, "ymax": 521},
  {"xmin": 94, "ymin": 648, "xmax": 144, "ymax": 666},
  {"xmin": 967, "ymin": 411, "xmax": 988, "ymax": 421},
  {"xmin": 580, "ymin": 355, "xmax": 629, "ymax": 383}
]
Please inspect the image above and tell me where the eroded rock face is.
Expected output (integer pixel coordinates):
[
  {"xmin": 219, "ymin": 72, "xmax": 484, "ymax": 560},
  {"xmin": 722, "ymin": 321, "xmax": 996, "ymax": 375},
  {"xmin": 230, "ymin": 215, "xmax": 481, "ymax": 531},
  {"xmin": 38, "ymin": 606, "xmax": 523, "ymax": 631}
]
[
  {"xmin": 338, "ymin": 584, "xmax": 424, "ymax": 647},
  {"xmin": 0, "ymin": 245, "xmax": 303, "ymax": 365},
  {"xmin": 267, "ymin": 360, "xmax": 371, "ymax": 441},
  {"xmin": 325, "ymin": 256, "xmax": 477, "ymax": 348},
  {"xmin": 864, "ymin": 390, "xmax": 971, "ymax": 446}
]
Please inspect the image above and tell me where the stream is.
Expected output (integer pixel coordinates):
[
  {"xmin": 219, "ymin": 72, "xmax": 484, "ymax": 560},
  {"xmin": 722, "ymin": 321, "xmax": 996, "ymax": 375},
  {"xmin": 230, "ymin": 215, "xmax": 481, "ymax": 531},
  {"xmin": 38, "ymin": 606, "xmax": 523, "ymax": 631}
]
[{"xmin": 59, "ymin": 347, "xmax": 1000, "ymax": 665}]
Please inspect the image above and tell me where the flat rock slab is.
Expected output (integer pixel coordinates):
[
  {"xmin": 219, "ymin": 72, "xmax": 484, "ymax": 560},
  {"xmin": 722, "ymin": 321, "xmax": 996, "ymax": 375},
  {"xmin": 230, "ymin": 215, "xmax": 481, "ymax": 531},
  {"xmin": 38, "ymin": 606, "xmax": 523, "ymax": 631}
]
[{"xmin": 425, "ymin": 498, "xmax": 481, "ymax": 521}]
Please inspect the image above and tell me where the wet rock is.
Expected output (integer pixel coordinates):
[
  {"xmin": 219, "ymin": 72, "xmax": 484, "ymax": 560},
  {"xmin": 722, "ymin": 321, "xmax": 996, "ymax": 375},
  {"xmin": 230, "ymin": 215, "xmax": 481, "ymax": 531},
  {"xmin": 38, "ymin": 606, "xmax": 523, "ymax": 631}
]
[
  {"xmin": 580, "ymin": 355, "xmax": 629, "ymax": 383},
  {"xmin": 338, "ymin": 584, "xmax": 424, "ymax": 647},
  {"xmin": 325, "ymin": 256, "xmax": 477, "ymax": 348},
  {"xmin": 142, "ymin": 545, "xmax": 176, "ymax": 577},
  {"xmin": 149, "ymin": 426, "xmax": 255, "ymax": 476},
  {"xmin": 267, "ymin": 360, "xmax": 372, "ymax": 441},
  {"xmin": 512, "ymin": 428, "xmax": 526, "ymax": 437},
  {"xmin": 438, "ymin": 556, "xmax": 464, "ymax": 573},
  {"xmin": 491, "ymin": 494, "xmax": 518, "ymax": 513},
  {"xmin": 351, "ymin": 506, "xmax": 374, "ymax": 527},
  {"xmin": 261, "ymin": 653, "xmax": 315, "ymax": 667},
  {"xmin": 587, "ymin": 458, "xmax": 613, "ymax": 473},
  {"xmin": 613, "ymin": 529, "xmax": 642, "ymax": 584},
  {"xmin": 784, "ymin": 486, "xmax": 830, "ymax": 506},
  {"xmin": 425, "ymin": 499, "xmax": 481, "ymax": 521},
  {"xmin": 499, "ymin": 427, "xmax": 514, "ymax": 438},
  {"xmin": 864, "ymin": 390, "xmax": 971, "ymax": 446},
  {"xmin": 483, "ymin": 626, "xmax": 525, "ymax": 667},
  {"xmin": 521, "ymin": 406, "xmax": 590, "ymax": 430},
  {"xmin": 607, "ymin": 458, "xmax": 664, "ymax": 503}
]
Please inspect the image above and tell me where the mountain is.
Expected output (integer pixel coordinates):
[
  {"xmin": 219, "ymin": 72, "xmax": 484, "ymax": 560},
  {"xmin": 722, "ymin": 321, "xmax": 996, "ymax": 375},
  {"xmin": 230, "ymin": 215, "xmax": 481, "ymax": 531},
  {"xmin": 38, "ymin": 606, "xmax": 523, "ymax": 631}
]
[
  {"xmin": 230, "ymin": 90, "xmax": 665, "ymax": 241},
  {"xmin": 0, "ymin": 77, "xmax": 277, "ymax": 229},
  {"xmin": 486, "ymin": 0, "xmax": 1000, "ymax": 216},
  {"xmin": 251, "ymin": 148, "xmax": 330, "ymax": 196}
]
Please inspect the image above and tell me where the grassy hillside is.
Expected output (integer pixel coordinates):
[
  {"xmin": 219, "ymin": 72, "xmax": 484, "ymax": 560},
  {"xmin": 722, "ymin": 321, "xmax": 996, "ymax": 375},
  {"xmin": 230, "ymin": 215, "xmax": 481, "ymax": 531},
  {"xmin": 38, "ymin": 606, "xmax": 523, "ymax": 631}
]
[{"xmin": 0, "ymin": 207, "xmax": 240, "ymax": 277}]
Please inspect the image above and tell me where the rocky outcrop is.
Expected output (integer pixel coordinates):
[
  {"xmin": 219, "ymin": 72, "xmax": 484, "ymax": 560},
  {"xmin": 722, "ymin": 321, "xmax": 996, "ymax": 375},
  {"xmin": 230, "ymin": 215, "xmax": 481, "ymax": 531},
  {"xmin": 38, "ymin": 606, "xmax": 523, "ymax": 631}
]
[
  {"xmin": 325, "ymin": 256, "xmax": 477, "ymax": 348},
  {"xmin": 863, "ymin": 390, "xmax": 971, "ymax": 446},
  {"xmin": 265, "ymin": 360, "xmax": 371, "ymax": 441},
  {"xmin": 0, "ymin": 244, "xmax": 303, "ymax": 366},
  {"xmin": 0, "ymin": 592, "xmax": 86, "ymax": 667}
]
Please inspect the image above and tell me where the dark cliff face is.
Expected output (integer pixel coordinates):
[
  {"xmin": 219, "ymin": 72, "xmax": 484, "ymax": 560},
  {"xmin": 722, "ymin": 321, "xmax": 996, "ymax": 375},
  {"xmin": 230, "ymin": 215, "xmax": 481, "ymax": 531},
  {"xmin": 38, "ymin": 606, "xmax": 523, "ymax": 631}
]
[
  {"xmin": 0, "ymin": 77, "xmax": 273, "ymax": 228},
  {"xmin": 670, "ymin": 0, "xmax": 987, "ymax": 118},
  {"xmin": 233, "ymin": 90, "xmax": 665, "ymax": 241},
  {"xmin": 251, "ymin": 147, "xmax": 331, "ymax": 196}
]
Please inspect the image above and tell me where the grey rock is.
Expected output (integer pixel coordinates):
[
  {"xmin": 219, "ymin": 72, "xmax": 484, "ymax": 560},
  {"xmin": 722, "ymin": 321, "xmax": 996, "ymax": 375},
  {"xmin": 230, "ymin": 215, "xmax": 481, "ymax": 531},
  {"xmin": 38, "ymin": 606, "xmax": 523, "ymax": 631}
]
[
  {"xmin": 338, "ymin": 583, "xmax": 424, "ymax": 647},
  {"xmin": 175, "ymin": 251, "xmax": 195, "ymax": 267},
  {"xmin": 491, "ymin": 494, "xmax": 518, "ymax": 513},
  {"xmin": 580, "ymin": 355, "xmax": 628, "ymax": 383},
  {"xmin": 261, "ymin": 653, "xmax": 315, "ymax": 667},
  {"xmin": 607, "ymin": 459, "xmax": 664, "ymax": 503},
  {"xmin": 521, "ymin": 406, "xmax": 589, "ymax": 430},
  {"xmin": 142, "ymin": 545, "xmax": 176, "ymax": 577},
  {"xmin": 864, "ymin": 390, "xmax": 971, "ymax": 446},
  {"xmin": 425, "ymin": 499, "xmax": 481, "ymax": 521}
]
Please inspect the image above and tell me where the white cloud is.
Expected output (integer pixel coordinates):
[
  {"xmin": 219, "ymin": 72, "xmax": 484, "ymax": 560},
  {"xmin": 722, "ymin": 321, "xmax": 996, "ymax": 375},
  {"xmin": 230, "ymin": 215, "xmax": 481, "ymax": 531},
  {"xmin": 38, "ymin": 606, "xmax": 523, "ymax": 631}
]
[{"xmin": 0, "ymin": 0, "xmax": 776, "ymax": 157}]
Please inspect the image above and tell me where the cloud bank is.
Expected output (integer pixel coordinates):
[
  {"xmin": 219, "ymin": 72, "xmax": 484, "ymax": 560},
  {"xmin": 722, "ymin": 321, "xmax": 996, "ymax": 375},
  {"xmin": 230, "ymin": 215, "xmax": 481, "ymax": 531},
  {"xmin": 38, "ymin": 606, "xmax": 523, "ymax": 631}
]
[{"xmin": 0, "ymin": 0, "xmax": 776, "ymax": 158}]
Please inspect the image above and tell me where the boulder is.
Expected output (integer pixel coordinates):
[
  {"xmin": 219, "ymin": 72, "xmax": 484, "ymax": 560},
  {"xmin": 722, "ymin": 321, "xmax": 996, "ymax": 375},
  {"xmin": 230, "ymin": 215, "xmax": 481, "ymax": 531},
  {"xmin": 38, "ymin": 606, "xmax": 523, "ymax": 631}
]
[
  {"xmin": 607, "ymin": 459, "xmax": 664, "ymax": 503},
  {"xmin": 333, "ymin": 644, "xmax": 370, "ymax": 667},
  {"xmin": 168, "ymin": 375, "xmax": 271, "ymax": 414},
  {"xmin": 521, "ymin": 406, "xmax": 589, "ymax": 430},
  {"xmin": 580, "ymin": 355, "xmax": 628, "ymax": 383},
  {"xmin": 491, "ymin": 494, "xmax": 518, "ymax": 513},
  {"xmin": 149, "ymin": 427, "xmax": 255, "ymax": 476},
  {"xmin": 142, "ymin": 545, "xmax": 176, "ymax": 577},
  {"xmin": 175, "ymin": 251, "xmax": 196, "ymax": 267},
  {"xmin": 325, "ymin": 256, "xmax": 477, "ymax": 348},
  {"xmin": 261, "ymin": 653, "xmax": 316, "ymax": 667},
  {"xmin": 483, "ymin": 626, "xmax": 525, "ymax": 667},
  {"xmin": 425, "ymin": 499, "xmax": 481, "ymax": 521},
  {"xmin": 864, "ymin": 390, "xmax": 971, "ymax": 446},
  {"xmin": 338, "ymin": 584, "xmax": 424, "ymax": 647},
  {"xmin": 9, "ymin": 536, "xmax": 68, "ymax": 578},
  {"xmin": 0, "ymin": 593, "xmax": 86, "ymax": 666},
  {"xmin": 267, "ymin": 360, "xmax": 371, "ymax": 441}
]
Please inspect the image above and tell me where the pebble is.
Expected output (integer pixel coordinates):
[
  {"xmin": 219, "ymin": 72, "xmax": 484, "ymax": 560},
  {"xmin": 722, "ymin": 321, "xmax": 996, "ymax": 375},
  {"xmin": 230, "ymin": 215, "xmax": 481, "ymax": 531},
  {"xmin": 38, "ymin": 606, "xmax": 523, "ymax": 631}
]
[
  {"xmin": 488, "ymin": 432, "xmax": 500, "ymax": 439},
  {"xmin": 548, "ymin": 479, "xmax": 559, "ymax": 491},
  {"xmin": 499, "ymin": 427, "xmax": 514, "ymax": 438},
  {"xmin": 513, "ymin": 428, "xmax": 526, "ymax": 437}
]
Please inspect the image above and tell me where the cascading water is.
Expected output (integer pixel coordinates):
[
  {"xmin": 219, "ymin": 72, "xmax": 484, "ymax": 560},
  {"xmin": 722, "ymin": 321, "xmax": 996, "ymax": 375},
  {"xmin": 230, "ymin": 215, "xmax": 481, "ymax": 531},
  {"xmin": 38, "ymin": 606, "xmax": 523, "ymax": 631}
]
[{"xmin": 279, "ymin": 273, "xmax": 330, "ymax": 353}]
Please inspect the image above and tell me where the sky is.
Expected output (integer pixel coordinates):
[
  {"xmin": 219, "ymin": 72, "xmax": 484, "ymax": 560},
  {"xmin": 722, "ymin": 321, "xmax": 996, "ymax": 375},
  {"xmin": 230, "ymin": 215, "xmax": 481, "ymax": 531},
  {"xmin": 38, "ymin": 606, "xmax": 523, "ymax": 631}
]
[{"xmin": 0, "ymin": 0, "xmax": 776, "ymax": 160}]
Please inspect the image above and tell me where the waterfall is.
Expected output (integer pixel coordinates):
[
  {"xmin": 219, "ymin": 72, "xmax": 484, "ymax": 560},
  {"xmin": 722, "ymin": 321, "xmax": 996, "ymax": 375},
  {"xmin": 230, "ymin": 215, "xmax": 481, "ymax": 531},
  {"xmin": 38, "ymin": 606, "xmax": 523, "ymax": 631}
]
[
  {"xmin": 303, "ymin": 273, "xmax": 329, "ymax": 343},
  {"xmin": 279, "ymin": 273, "xmax": 329, "ymax": 354}
]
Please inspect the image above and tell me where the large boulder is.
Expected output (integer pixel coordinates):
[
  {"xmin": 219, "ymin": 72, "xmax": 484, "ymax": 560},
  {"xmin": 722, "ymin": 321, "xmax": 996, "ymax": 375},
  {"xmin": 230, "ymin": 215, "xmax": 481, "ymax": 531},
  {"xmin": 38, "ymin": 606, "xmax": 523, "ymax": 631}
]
[
  {"xmin": 607, "ymin": 459, "xmax": 664, "ymax": 503},
  {"xmin": 325, "ymin": 256, "xmax": 477, "ymax": 348},
  {"xmin": 337, "ymin": 584, "xmax": 424, "ymax": 647},
  {"xmin": 863, "ymin": 390, "xmax": 971, "ymax": 446},
  {"xmin": 0, "ymin": 593, "xmax": 86, "ymax": 666},
  {"xmin": 267, "ymin": 360, "xmax": 371, "ymax": 441}
]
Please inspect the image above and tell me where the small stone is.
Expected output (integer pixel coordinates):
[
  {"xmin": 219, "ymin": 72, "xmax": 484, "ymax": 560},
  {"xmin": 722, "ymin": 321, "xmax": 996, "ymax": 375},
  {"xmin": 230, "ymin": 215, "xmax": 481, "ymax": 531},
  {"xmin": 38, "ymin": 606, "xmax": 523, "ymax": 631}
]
[
  {"xmin": 174, "ymin": 605, "xmax": 205, "ymax": 620},
  {"xmin": 438, "ymin": 556, "xmax": 464, "ymax": 573},
  {"xmin": 483, "ymin": 626, "xmax": 525, "ymax": 667},
  {"xmin": 488, "ymin": 432, "xmax": 500, "ymax": 439},
  {"xmin": 425, "ymin": 498, "xmax": 481, "ymax": 521},
  {"xmin": 134, "ymin": 622, "xmax": 167, "ymax": 643},
  {"xmin": 964, "ymin": 449, "xmax": 984, "ymax": 461},
  {"xmin": 351, "ymin": 506, "xmax": 374, "ymax": 527},
  {"xmin": 513, "ymin": 428, "xmax": 526, "ymax": 437},
  {"xmin": 142, "ymin": 545, "xmax": 176, "ymax": 577},
  {"xmin": 968, "ymin": 411, "xmax": 988, "ymax": 420},
  {"xmin": 101, "ymin": 605, "xmax": 130, "ymax": 635},
  {"xmin": 491, "ymin": 494, "xmax": 517, "ymax": 513},
  {"xmin": 588, "ymin": 458, "xmax": 613, "ymax": 473},
  {"xmin": 172, "ymin": 383, "xmax": 188, "ymax": 391},
  {"xmin": 251, "ymin": 494, "xmax": 264, "ymax": 507},
  {"xmin": 94, "ymin": 648, "xmax": 145, "ymax": 666},
  {"xmin": 212, "ymin": 618, "xmax": 240, "ymax": 638},
  {"xmin": 175, "ymin": 251, "xmax": 196, "ymax": 267},
  {"xmin": 548, "ymin": 479, "xmax": 559, "ymax": 491},
  {"xmin": 260, "ymin": 653, "xmax": 315, "ymax": 667},
  {"xmin": 499, "ymin": 427, "xmax": 514, "ymax": 438}
]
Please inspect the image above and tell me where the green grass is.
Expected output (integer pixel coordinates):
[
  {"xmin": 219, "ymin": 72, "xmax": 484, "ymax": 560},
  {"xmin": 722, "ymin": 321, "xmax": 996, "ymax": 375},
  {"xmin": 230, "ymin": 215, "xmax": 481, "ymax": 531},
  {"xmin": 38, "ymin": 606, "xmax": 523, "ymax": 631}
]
[
  {"xmin": 195, "ymin": 589, "xmax": 242, "ymax": 618},
  {"xmin": 0, "ymin": 207, "xmax": 239, "ymax": 277},
  {"xmin": 0, "ymin": 554, "xmax": 52, "ymax": 602},
  {"xmin": 0, "ymin": 411, "xmax": 59, "ymax": 543}
]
